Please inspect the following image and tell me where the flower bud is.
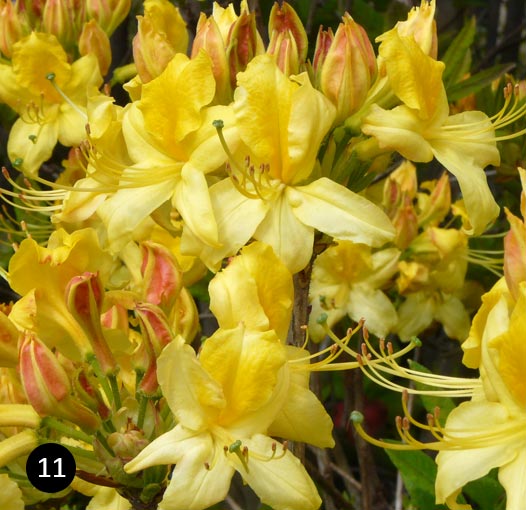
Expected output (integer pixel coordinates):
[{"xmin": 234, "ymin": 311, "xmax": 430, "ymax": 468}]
[
  {"xmin": 133, "ymin": 0, "xmax": 188, "ymax": 83},
  {"xmin": 266, "ymin": 1, "xmax": 307, "ymax": 75},
  {"xmin": 86, "ymin": 0, "xmax": 131, "ymax": 37},
  {"xmin": 320, "ymin": 14, "xmax": 376, "ymax": 125},
  {"xmin": 225, "ymin": 5, "xmax": 264, "ymax": 89},
  {"xmin": 107, "ymin": 429, "xmax": 149, "ymax": 460},
  {"xmin": 19, "ymin": 332, "xmax": 100, "ymax": 431},
  {"xmin": 0, "ymin": 430, "xmax": 38, "ymax": 468},
  {"xmin": 0, "ymin": 0, "xmax": 27, "ymax": 58},
  {"xmin": 65, "ymin": 272, "xmax": 116, "ymax": 374},
  {"xmin": 312, "ymin": 26, "xmax": 333, "ymax": 86},
  {"xmin": 140, "ymin": 241, "xmax": 183, "ymax": 311},
  {"xmin": 42, "ymin": 0, "xmax": 77, "ymax": 51},
  {"xmin": 391, "ymin": 195, "xmax": 418, "ymax": 250},
  {"xmin": 192, "ymin": 12, "xmax": 231, "ymax": 103},
  {"xmin": 417, "ymin": 172, "xmax": 451, "ymax": 227},
  {"xmin": 79, "ymin": 19, "xmax": 111, "ymax": 76}
]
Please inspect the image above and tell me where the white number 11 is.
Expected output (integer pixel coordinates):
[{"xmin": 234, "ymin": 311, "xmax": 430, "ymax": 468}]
[{"xmin": 38, "ymin": 457, "xmax": 66, "ymax": 478}]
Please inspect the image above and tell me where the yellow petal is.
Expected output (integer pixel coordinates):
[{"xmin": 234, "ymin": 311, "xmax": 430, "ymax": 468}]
[
  {"xmin": 230, "ymin": 434, "xmax": 321, "ymax": 510},
  {"xmin": 139, "ymin": 51, "xmax": 215, "ymax": 151},
  {"xmin": 378, "ymin": 29, "xmax": 445, "ymax": 119},
  {"xmin": 7, "ymin": 115, "xmax": 59, "ymax": 177},
  {"xmin": 434, "ymin": 294, "xmax": 470, "ymax": 341},
  {"xmin": 12, "ymin": 33, "xmax": 71, "ymax": 103},
  {"xmin": 0, "ymin": 473, "xmax": 24, "ymax": 510},
  {"xmin": 200, "ymin": 325, "xmax": 286, "ymax": 427},
  {"xmin": 157, "ymin": 337, "xmax": 226, "ymax": 430},
  {"xmin": 255, "ymin": 192, "xmax": 314, "ymax": 273},
  {"xmin": 431, "ymin": 141, "xmax": 500, "ymax": 235},
  {"xmin": 209, "ymin": 242, "xmax": 293, "ymax": 340},
  {"xmin": 362, "ymin": 104, "xmax": 434, "ymax": 162},
  {"xmin": 435, "ymin": 401, "xmax": 515, "ymax": 505},
  {"xmin": 289, "ymin": 177, "xmax": 395, "ymax": 247},
  {"xmin": 396, "ymin": 292, "xmax": 434, "ymax": 340},
  {"xmin": 498, "ymin": 447, "xmax": 526, "ymax": 510}
]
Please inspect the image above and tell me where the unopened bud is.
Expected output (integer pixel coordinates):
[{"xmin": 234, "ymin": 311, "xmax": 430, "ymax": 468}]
[
  {"xmin": 140, "ymin": 241, "xmax": 183, "ymax": 311},
  {"xmin": 391, "ymin": 196, "xmax": 418, "ymax": 250},
  {"xmin": 19, "ymin": 332, "xmax": 100, "ymax": 431},
  {"xmin": 86, "ymin": 0, "xmax": 131, "ymax": 36},
  {"xmin": 226, "ymin": 5, "xmax": 264, "ymax": 90},
  {"xmin": 42, "ymin": 0, "xmax": 77, "ymax": 50},
  {"xmin": 66, "ymin": 272, "xmax": 116, "ymax": 374},
  {"xmin": 320, "ymin": 14, "xmax": 376, "ymax": 125},
  {"xmin": 417, "ymin": 172, "xmax": 451, "ymax": 227},
  {"xmin": 192, "ymin": 12, "xmax": 231, "ymax": 102},
  {"xmin": 108, "ymin": 429, "xmax": 149, "ymax": 459},
  {"xmin": 0, "ymin": 0, "xmax": 27, "ymax": 58},
  {"xmin": 267, "ymin": 1, "xmax": 307, "ymax": 75},
  {"xmin": 79, "ymin": 20, "xmax": 111, "ymax": 76},
  {"xmin": 133, "ymin": 0, "xmax": 188, "ymax": 83},
  {"xmin": 312, "ymin": 26, "xmax": 334, "ymax": 86}
]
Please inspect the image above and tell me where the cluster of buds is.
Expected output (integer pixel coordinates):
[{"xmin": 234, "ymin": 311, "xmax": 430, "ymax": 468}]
[{"xmin": 0, "ymin": 0, "xmax": 129, "ymax": 70}]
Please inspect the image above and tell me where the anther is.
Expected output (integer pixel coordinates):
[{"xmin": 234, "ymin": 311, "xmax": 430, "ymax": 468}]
[
  {"xmin": 242, "ymin": 446, "xmax": 249, "ymax": 458},
  {"xmin": 271, "ymin": 442, "xmax": 277, "ymax": 453},
  {"xmin": 282, "ymin": 440, "xmax": 288, "ymax": 452},
  {"xmin": 360, "ymin": 343, "xmax": 368, "ymax": 356},
  {"xmin": 362, "ymin": 325, "xmax": 369, "ymax": 341},
  {"xmin": 402, "ymin": 417, "xmax": 410, "ymax": 431},
  {"xmin": 387, "ymin": 342, "xmax": 394, "ymax": 355},
  {"xmin": 204, "ymin": 462, "xmax": 211, "ymax": 470}
]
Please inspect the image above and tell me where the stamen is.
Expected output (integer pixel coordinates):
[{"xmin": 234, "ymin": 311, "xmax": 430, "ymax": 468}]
[{"xmin": 46, "ymin": 73, "xmax": 88, "ymax": 120}]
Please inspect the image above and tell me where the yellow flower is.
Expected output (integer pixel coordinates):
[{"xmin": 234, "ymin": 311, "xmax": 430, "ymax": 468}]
[
  {"xmin": 362, "ymin": 30, "xmax": 502, "ymax": 235},
  {"xmin": 434, "ymin": 282, "xmax": 526, "ymax": 510},
  {"xmin": 0, "ymin": 32, "xmax": 102, "ymax": 176},
  {"xmin": 8, "ymin": 228, "xmax": 111, "ymax": 361},
  {"xmin": 125, "ymin": 330, "xmax": 324, "ymax": 510},
  {"xmin": 0, "ymin": 473, "xmax": 24, "ymax": 510},
  {"xmin": 95, "ymin": 51, "xmax": 236, "ymax": 251},
  {"xmin": 308, "ymin": 241, "xmax": 399, "ymax": 341},
  {"xmin": 182, "ymin": 55, "xmax": 394, "ymax": 273}
]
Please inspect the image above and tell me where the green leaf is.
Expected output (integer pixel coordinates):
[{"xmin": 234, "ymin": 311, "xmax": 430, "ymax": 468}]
[
  {"xmin": 463, "ymin": 470, "xmax": 505, "ymax": 510},
  {"xmin": 447, "ymin": 63, "xmax": 515, "ymax": 102},
  {"xmin": 442, "ymin": 17, "xmax": 476, "ymax": 89},
  {"xmin": 385, "ymin": 449, "xmax": 446, "ymax": 510},
  {"xmin": 407, "ymin": 360, "xmax": 456, "ymax": 426}
]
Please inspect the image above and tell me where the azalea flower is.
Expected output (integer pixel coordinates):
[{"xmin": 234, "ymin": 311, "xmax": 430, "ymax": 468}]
[
  {"xmin": 362, "ymin": 29, "xmax": 505, "ymax": 235},
  {"xmin": 182, "ymin": 55, "xmax": 395, "ymax": 273},
  {"xmin": 95, "ymin": 51, "xmax": 237, "ymax": 252},
  {"xmin": 433, "ymin": 281, "xmax": 526, "ymax": 510},
  {"xmin": 124, "ymin": 329, "xmax": 326, "ymax": 510},
  {"xmin": 308, "ymin": 240, "xmax": 399, "ymax": 341},
  {"xmin": 0, "ymin": 32, "xmax": 102, "ymax": 176}
]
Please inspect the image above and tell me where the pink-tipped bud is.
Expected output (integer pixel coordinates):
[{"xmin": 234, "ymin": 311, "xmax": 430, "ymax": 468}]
[
  {"xmin": 226, "ymin": 7, "xmax": 264, "ymax": 89},
  {"xmin": 192, "ymin": 12, "xmax": 231, "ymax": 102},
  {"xmin": 132, "ymin": 0, "xmax": 188, "ymax": 83},
  {"xmin": 266, "ymin": 1, "xmax": 307, "ymax": 75},
  {"xmin": 79, "ymin": 19, "xmax": 112, "ymax": 76},
  {"xmin": 42, "ymin": 0, "xmax": 77, "ymax": 50},
  {"xmin": 312, "ymin": 26, "xmax": 334, "ymax": 85},
  {"xmin": 0, "ymin": 1, "xmax": 27, "ymax": 58},
  {"xmin": 140, "ymin": 241, "xmax": 182, "ymax": 311},
  {"xmin": 135, "ymin": 303, "xmax": 173, "ymax": 395},
  {"xmin": 19, "ymin": 332, "xmax": 100, "ymax": 431},
  {"xmin": 86, "ymin": 0, "xmax": 131, "ymax": 36},
  {"xmin": 391, "ymin": 196, "xmax": 418, "ymax": 250},
  {"xmin": 320, "ymin": 14, "xmax": 376, "ymax": 125},
  {"xmin": 65, "ymin": 272, "xmax": 116, "ymax": 374}
]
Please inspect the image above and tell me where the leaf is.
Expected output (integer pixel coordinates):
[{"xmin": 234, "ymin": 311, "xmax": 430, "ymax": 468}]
[
  {"xmin": 447, "ymin": 63, "xmax": 515, "ymax": 102},
  {"xmin": 407, "ymin": 360, "xmax": 456, "ymax": 426},
  {"xmin": 385, "ymin": 449, "xmax": 446, "ymax": 510},
  {"xmin": 442, "ymin": 18, "xmax": 476, "ymax": 89},
  {"xmin": 463, "ymin": 470, "xmax": 505, "ymax": 510}
]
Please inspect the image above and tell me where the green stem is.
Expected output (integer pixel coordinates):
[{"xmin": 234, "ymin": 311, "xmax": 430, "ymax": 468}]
[
  {"xmin": 137, "ymin": 395, "xmax": 148, "ymax": 431},
  {"xmin": 109, "ymin": 374, "xmax": 122, "ymax": 410},
  {"xmin": 41, "ymin": 417, "xmax": 93, "ymax": 444}
]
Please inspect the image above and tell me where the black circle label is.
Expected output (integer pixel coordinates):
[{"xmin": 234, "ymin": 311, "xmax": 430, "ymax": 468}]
[{"xmin": 26, "ymin": 443, "xmax": 76, "ymax": 493}]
